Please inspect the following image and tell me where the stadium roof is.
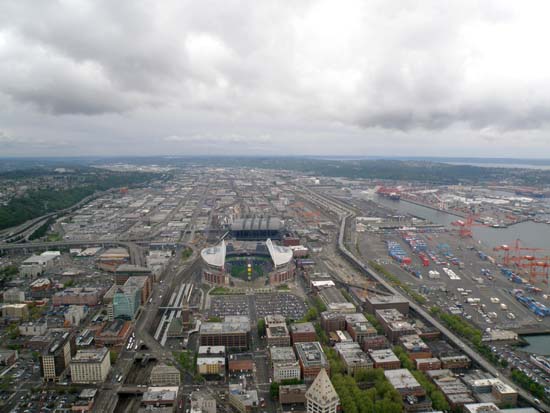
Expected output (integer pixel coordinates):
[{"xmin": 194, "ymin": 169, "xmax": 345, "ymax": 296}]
[
  {"xmin": 201, "ymin": 240, "xmax": 226, "ymax": 268},
  {"xmin": 231, "ymin": 217, "xmax": 283, "ymax": 231},
  {"xmin": 266, "ymin": 238, "xmax": 293, "ymax": 267}
]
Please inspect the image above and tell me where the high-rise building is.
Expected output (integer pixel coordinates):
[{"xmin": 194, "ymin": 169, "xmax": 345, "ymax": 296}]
[
  {"xmin": 112, "ymin": 286, "xmax": 140, "ymax": 320},
  {"xmin": 70, "ymin": 348, "xmax": 111, "ymax": 384},
  {"xmin": 40, "ymin": 332, "xmax": 75, "ymax": 382},
  {"xmin": 305, "ymin": 369, "xmax": 339, "ymax": 413}
]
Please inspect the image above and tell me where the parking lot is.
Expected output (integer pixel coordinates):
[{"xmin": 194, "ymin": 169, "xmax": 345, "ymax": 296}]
[{"xmin": 208, "ymin": 293, "xmax": 307, "ymax": 322}]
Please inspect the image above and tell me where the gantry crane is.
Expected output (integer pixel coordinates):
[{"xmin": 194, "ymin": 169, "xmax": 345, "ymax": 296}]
[{"xmin": 493, "ymin": 239, "xmax": 545, "ymax": 267}]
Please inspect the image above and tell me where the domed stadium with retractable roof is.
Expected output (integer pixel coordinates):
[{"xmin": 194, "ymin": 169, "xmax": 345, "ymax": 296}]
[{"xmin": 201, "ymin": 239, "xmax": 295, "ymax": 287}]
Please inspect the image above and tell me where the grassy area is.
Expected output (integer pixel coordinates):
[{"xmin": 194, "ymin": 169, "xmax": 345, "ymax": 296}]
[
  {"xmin": 430, "ymin": 307, "xmax": 506, "ymax": 367},
  {"xmin": 393, "ymin": 346, "xmax": 450, "ymax": 411},
  {"xmin": 210, "ymin": 287, "xmax": 245, "ymax": 295},
  {"xmin": 276, "ymin": 284, "xmax": 290, "ymax": 290},
  {"xmin": 331, "ymin": 369, "xmax": 402, "ymax": 413},
  {"xmin": 181, "ymin": 247, "xmax": 193, "ymax": 261},
  {"xmin": 511, "ymin": 369, "xmax": 547, "ymax": 401},
  {"xmin": 47, "ymin": 232, "xmax": 62, "ymax": 241}
]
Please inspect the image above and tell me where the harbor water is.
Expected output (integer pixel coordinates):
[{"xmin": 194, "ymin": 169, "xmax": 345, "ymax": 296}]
[{"xmin": 372, "ymin": 194, "xmax": 550, "ymax": 353}]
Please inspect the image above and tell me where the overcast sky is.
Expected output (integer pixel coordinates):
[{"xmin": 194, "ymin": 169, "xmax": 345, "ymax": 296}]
[{"xmin": 1, "ymin": 1, "xmax": 550, "ymax": 158}]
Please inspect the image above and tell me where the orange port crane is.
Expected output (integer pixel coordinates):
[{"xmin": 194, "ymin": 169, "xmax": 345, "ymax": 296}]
[
  {"xmin": 517, "ymin": 255, "xmax": 550, "ymax": 285},
  {"xmin": 451, "ymin": 214, "xmax": 487, "ymax": 238},
  {"xmin": 493, "ymin": 238, "xmax": 545, "ymax": 267}
]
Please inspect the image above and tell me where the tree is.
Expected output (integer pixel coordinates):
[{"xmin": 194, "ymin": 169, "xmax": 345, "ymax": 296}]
[{"xmin": 257, "ymin": 319, "xmax": 266, "ymax": 337}]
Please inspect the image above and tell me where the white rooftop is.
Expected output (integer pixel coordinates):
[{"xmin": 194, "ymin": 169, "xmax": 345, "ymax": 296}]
[
  {"xmin": 201, "ymin": 240, "xmax": 226, "ymax": 268},
  {"xmin": 266, "ymin": 238, "xmax": 293, "ymax": 267}
]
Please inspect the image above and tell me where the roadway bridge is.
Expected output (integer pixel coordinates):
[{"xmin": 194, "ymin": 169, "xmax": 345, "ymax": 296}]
[{"xmin": 117, "ymin": 386, "xmax": 147, "ymax": 395}]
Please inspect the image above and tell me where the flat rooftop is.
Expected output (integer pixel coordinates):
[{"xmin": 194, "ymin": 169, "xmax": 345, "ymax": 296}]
[
  {"xmin": 294, "ymin": 342, "xmax": 328, "ymax": 368},
  {"xmin": 368, "ymin": 349, "xmax": 399, "ymax": 363},
  {"xmin": 384, "ymin": 369, "xmax": 423, "ymax": 391},
  {"xmin": 270, "ymin": 346, "xmax": 297, "ymax": 363},
  {"xmin": 200, "ymin": 316, "xmax": 250, "ymax": 335},
  {"xmin": 72, "ymin": 347, "xmax": 109, "ymax": 363},
  {"xmin": 290, "ymin": 322, "xmax": 315, "ymax": 334}
]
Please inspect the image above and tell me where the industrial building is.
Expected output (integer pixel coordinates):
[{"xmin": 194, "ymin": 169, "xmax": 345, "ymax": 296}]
[
  {"xmin": 344, "ymin": 313, "xmax": 377, "ymax": 344},
  {"xmin": 415, "ymin": 358, "xmax": 442, "ymax": 371},
  {"xmin": 361, "ymin": 292, "xmax": 409, "ymax": 315},
  {"xmin": 398, "ymin": 334, "xmax": 432, "ymax": 360}
]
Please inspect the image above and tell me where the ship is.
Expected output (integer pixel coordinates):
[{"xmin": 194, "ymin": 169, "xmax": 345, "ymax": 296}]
[{"xmin": 530, "ymin": 354, "xmax": 550, "ymax": 375}]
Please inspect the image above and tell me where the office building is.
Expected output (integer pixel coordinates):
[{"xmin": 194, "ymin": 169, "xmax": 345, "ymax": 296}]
[
  {"xmin": 190, "ymin": 391, "xmax": 216, "ymax": 413},
  {"xmin": 40, "ymin": 332, "xmax": 75, "ymax": 382},
  {"xmin": 375, "ymin": 309, "xmax": 416, "ymax": 342},
  {"xmin": 334, "ymin": 342, "xmax": 373, "ymax": 374},
  {"xmin": 384, "ymin": 369, "xmax": 432, "ymax": 412},
  {"xmin": 295, "ymin": 342, "xmax": 329, "ymax": 381},
  {"xmin": 112, "ymin": 286, "xmax": 141, "ymax": 320},
  {"xmin": 199, "ymin": 316, "xmax": 250, "ymax": 349},
  {"xmin": 150, "ymin": 364, "xmax": 181, "ymax": 386},
  {"xmin": 368, "ymin": 349, "xmax": 401, "ymax": 370},
  {"xmin": 290, "ymin": 322, "xmax": 316, "ymax": 343},
  {"xmin": 267, "ymin": 324, "xmax": 291, "ymax": 347},
  {"xmin": 228, "ymin": 383, "xmax": 259, "ymax": 413},
  {"xmin": 70, "ymin": 348, "xmax": 111, "ymax": 383},
  {"xmin": 273, "ymin": 361, "xmax": 301, "ymax": 383},
  {"xmin": 305, "ymin": 369, "xmax": 339, "ymax": 413}
]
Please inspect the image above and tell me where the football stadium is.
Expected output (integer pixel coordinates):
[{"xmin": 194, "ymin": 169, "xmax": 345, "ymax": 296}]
[{"xmin": 201, "ymin": 239, "xmax": 295, "ymax": 286}]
